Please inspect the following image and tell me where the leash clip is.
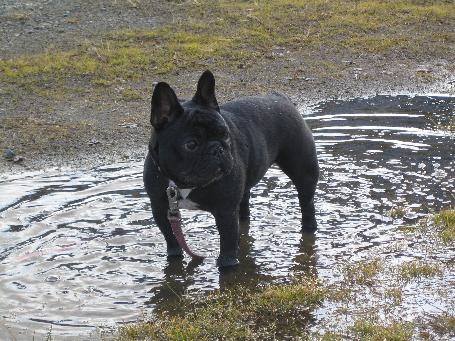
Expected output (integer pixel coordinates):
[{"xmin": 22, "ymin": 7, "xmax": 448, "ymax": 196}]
[{"xmin": 166, "ymin": 181, "xmax": 180, "ymax": 219}]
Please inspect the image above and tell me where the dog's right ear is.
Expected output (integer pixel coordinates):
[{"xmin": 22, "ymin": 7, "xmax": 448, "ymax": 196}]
[
  {"xmin": 193, "ymin": 70, "xmax": 219, "ymax": 112},
  {"xmin": 151, "ymin": 82, "xmax": 183, "ymax": 130}
]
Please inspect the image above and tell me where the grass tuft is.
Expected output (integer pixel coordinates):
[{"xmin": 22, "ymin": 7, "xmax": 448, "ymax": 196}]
[
  {"xmin": 389, "ymin": 206, "xmax": 407, "ymax": 219},
  {"xmin": 351, "ymin": 319, "xmax": 413, "ymax": 341},
  {"xmin": 399, "ymin": 260, "xmax": 442, "ymax": 282},
  {"xmin": 385, "ymin": 287, "xmax": 403, "ymax": 306},
  {"xmin": 433, "ymin": 209, "xmax": 455, "ymax": 244},
  {"xmin": 429, "ymin": 313, "xmax": 455, "ymax": 337},
  {"xmin": 121, "ymin": 88, "xmax": 143, "ymax": 101},
  {"xmin": 398, "ymin": 225, "xmax": 418, "ymax": 233},
  {"xmin": 343, "ymin": 258, "xmax": 383, "ymax": 285}
]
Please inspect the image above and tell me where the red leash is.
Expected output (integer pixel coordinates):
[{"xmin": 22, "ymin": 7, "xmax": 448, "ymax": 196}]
[{"xmin": 166, "ymin": 182, "xmax": 204, "ymax": 260}]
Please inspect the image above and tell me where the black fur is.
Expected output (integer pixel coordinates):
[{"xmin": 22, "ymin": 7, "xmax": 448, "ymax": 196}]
[{"xmin": 144, "ymin": 70, "xmax": 318, "ymax": 267}]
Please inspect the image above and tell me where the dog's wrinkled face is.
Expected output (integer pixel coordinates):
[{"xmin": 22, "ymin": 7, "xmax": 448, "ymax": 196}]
[{"xmin": 150, "ymin": 71, "xmax": 234, "ymax": 188}]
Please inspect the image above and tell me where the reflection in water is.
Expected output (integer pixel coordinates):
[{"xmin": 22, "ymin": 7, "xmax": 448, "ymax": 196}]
[
  {"xmin": 0, "ymin": 95, "xmax": 454, "ymax": 338},
  {"xmin": 218, "ymin": 221, "xmax": 271, "ymax": 290}
]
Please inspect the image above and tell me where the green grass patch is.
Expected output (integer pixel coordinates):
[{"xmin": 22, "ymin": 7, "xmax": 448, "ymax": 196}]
[
  {"xmin": 398, "ymin": 225, "xmax": 418, "ymax": 233},
  {"xmin": 115, "ymin": 206, "xmax": 455, "ymax": 340},
  {"xmin": 117, "ymin": 277, "xmax": 326, "ymax": 340},
  {"xmin": 343, "ymin": 258, "xmax": 383, "ymax": 285},
  {"xmin": 351, "ymin": 319, "xmax": 413, "ymax": 341},
  {"xmin": 433, "ymin": 209, "xmax": 455, "ymax": 244},
  {"xmin": 121, "ymin": 88, "xmax": 143, "ymax": 101},
  {"xmin": 1, "ymin": 0, "xmax": 455, "ymax": 100},
  {"xmin": 0, "ymin": 117, "xmax": 90, "ymax": 154},
  {"xmin": 91, "ymin": 78, "xmax": 113, "ymax": 87},
  {"xmin": 385, "ymin": 287, "xmax": 403, "ymax": 306},
  {"xmin": 399, "ymin": 260, "xmax": 442, "ymax": 282}
]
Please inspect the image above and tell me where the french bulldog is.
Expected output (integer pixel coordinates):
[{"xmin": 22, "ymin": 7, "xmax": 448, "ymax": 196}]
[{"xmin": 143, "ymin": 70, "xmax": 318, "ymax": 267}]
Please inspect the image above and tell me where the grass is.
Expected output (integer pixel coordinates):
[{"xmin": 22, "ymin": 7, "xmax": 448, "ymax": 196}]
[
  {"xmin": 430, "ymin": 313, "xmax": 455, "ymax": 337},
  {"xmin": 398, "ymin": 225, "xmax": 418, "ymax": 233},
  {"xmin": 343, "ymin": 258, "xmax": 383, "ymax": 285},
  {"xmin": 385, "ymin": 287, "xmax": 403, "ymax": 306},
  {"xmin": 351, "ymin": 319, "xmax": 413, "ymax": 341},
  {"xmin": 1, "ymin": 0, "xmax": 455, "ymax": 101},
  {"xmin": 399, "ymin": 260, "xmax": 442, "ymax": 282},
  {"xmin": 389, "ymin": 206, "xmax": 407, "ymax": 219},
  {"xmin": 433, "ymin": 209, "xmax": 455, "ymax": 244},
  {"xmin": 117, "ymin": 276, "xmax": 326, "ymax": 340},
  {"xmin": 115, "ymin": 258, "xmax": 444, "ymax": 340},
  {"xmin": 120, "ymin": 88, "xmax": 143, "ymax": 101},
  {"xmin": 397, "ymin": 209, "xmax": 455, "ymax": 245},
  {"xmin": 116, "ymin": 207, "xmax": 455, "ymax": 340}
]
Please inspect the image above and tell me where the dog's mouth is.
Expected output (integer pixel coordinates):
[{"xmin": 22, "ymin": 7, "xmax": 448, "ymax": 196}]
[{"xmin": 172, "ymin": 166, "xmax": 224, "ymax": 189}]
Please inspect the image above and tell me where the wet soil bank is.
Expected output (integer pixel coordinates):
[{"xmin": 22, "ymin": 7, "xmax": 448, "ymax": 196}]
[{"xmin": 1, "ymin": 0, "xmax": 455, "ymax": 174}]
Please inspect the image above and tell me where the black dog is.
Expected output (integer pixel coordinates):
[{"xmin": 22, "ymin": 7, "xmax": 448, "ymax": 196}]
[{"xmin": 144, "ymin": 71, "xmax": 318, "ymax": 267}]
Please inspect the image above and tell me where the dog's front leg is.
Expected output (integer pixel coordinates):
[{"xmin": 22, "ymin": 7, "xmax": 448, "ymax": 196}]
[{"xmin": 214, "ymin": 208, "xmax": 240, "ymax": 267}]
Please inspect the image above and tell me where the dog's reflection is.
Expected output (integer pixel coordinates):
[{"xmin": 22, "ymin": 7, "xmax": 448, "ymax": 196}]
[
  {"xmin": 218, "ymin": 221, "xmax": 270, "ymax": 289},
  {"xmin": 145, "ymin": 223, "xmax": 317, "ymax": 312}
]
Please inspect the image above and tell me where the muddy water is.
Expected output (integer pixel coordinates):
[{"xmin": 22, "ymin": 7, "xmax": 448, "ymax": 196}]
[{"xmin": 0, "ymin": 95, "xmax": 454, "ymax": 339}]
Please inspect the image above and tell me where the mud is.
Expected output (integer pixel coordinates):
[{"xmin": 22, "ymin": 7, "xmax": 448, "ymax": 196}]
[{"xmin": 1, "ymin": 1, "xmax": 455, "ymax": 174}]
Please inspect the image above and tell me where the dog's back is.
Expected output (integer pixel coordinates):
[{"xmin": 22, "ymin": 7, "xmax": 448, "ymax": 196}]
[{"xmin": 220, "ymin": 93, "xmax": 317, "ymax": 189}]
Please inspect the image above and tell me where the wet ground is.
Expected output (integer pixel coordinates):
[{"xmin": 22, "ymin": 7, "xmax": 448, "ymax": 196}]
[{"xmin": 0, "ymin": 95, "xmax": 454, "ymax": 339}]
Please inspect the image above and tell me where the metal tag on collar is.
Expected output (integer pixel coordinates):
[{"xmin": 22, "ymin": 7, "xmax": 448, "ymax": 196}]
[{"xmin": 166, "ymin": 180, "xmax": 180, "ymax": 218}]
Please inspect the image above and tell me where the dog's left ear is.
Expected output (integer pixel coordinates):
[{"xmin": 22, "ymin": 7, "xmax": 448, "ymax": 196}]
[
  {"xmin": 151, "ymin": 82, "xmax": 183, "ymax": 130},
  {"xmin": 192, "ymin": 70, "xmax": 219, "ymax": 112}
]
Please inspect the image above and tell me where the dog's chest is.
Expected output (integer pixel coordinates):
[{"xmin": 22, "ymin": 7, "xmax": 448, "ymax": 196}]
[{"xmin": 177, "ymin": 188, "xmax": 200, "ymax": 210}]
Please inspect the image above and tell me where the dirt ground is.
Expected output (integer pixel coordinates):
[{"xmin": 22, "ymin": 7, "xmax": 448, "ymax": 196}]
[{"xmin": 1, "ymin": 0, "xmax": 454, "ymax": 174}]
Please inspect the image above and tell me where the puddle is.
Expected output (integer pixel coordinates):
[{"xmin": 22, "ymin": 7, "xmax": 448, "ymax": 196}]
[{"xmin": 0, "ymin": 95, "xmax": 454, "ymax": 339}]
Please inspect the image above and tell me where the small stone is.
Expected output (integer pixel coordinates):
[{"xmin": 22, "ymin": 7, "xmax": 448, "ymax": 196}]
[
  {"xmin": 118, "ymin": 123, "xmax": 138, "ymax": 128},
  {"xmin": 45, "ymin": 275, "xmax": 59, "ymax": 283},
  {"xmin": 4, "ymin": 148, "xmax": 15, "ymax": 161},
  {"xmin": 88, "ymin": 138, "xmax": 100, "ymax": 146},
  {"xmin": 416, "ymin": 66, "xmax": 431, "ymax": 73}
]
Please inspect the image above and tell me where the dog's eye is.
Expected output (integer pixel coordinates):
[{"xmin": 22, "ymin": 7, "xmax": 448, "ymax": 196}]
[{"xmin": 184, "ymin": 140, "xmax": 198, "ymax": 151}]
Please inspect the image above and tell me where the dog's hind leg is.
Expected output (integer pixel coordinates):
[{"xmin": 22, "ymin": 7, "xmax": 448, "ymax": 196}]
[
  {"xmin": 276, "ymin": 142, "xmax": 319, "ymax": 231},
  {"xmin": 239, "ymin": 189, "xmax": 251, "ymax": 222}
]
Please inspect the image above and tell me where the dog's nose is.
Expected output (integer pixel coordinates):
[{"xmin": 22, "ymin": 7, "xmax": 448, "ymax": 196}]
[
  {"xmin": 211, "ymin": 147, "xmax": 223, "ymax": 157},
  {"xmin": 209, "ymin": 141, "xmax": 223, "ymax": 157}
]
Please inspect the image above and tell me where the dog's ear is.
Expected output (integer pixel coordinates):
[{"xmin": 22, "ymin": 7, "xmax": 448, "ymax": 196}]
[
  {"xmin": 192, "ymin": 70, "xmax": 219, "ymax": 112},
  {"xmin": 151, "ymin": 82, "xmax": 183, "ymax": 130}
]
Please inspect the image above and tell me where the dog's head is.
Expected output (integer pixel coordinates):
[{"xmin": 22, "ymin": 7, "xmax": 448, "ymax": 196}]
[{"xmin": 149, "ymin": 70, "xmax": 234, "ymax": 188}]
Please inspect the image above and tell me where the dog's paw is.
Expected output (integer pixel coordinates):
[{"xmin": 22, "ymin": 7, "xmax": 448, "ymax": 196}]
[
  {"xmin": 167, "ymin": 246, "xmax": 183, "ymax": 257},
  {"xmin": 216, "ymin": 255, "xmax": 239, "ymax": 267}
]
